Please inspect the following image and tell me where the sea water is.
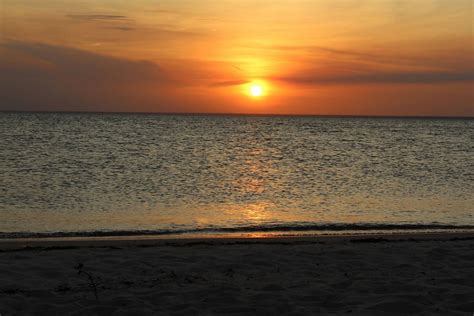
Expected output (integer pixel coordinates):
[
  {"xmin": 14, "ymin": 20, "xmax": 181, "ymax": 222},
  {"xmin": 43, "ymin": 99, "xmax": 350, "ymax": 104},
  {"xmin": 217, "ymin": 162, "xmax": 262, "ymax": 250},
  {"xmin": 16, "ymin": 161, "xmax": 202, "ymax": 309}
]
[{"xmin": 1, "ymin": 113, "xmax": 473, "ymax": 237}]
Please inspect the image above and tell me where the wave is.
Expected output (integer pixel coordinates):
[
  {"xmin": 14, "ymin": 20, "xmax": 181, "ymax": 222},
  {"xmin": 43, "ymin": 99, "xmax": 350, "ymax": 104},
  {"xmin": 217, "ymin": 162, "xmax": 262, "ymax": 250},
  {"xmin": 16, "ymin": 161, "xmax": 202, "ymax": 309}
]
[{"xmin": 1, "ymin": 223, "xmax": 474, "ymax": 239}]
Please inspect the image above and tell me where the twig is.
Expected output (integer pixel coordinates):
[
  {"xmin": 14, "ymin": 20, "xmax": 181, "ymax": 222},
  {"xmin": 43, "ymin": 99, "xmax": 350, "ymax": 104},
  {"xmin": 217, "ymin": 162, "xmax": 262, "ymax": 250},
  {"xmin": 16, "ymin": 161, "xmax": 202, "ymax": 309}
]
[{"xmin": 75, "ymin": 263, "xmax": 99, "ymax": 300}]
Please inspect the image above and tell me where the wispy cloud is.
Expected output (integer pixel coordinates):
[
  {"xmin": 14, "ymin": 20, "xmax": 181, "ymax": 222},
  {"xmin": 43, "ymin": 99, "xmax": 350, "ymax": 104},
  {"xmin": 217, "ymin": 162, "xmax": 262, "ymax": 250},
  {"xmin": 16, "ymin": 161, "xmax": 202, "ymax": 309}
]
[
  {"xmin": 66, "ymin": 14, "xmax": 132, "ymax": 22},
  {"xmin": 249, "ymin": 43, "xmax": 474, "ymax": 85},
  {"xmin": 272, "ymin": 45, "xmax": 382, "ymax": 60},
  {"xmin": 147, "ymin": 9, "xmax": 178, "ymax": 14},
  {"xmin": 102, "ymin": 26, "xmax": 136, "ymax": 32},
  {"xmin": 209, "ymin": 79, "xmax": 249, "ymax": 87},
  {"xmin": 249, "ymin": 43, "xmax": 473, "ymax": 74},
  {"xmin": 274, "ymin": 70, "xmax": 474, "ymax": 85}
]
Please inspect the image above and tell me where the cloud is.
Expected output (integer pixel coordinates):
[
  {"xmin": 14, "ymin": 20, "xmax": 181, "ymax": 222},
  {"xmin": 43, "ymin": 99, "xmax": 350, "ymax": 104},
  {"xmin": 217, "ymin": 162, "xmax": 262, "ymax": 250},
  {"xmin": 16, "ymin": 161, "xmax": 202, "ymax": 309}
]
[
  {"xmin": 65, "ymin": 13, "xmax": 203, "ymax": 37},
  {"xmin": 102, "ymin": 26, "xmax": 136, "ymax": 32},
  {"xmin": 273, "ymin": 69, "xmax": 474, "ymax": 86},
  {"xmin": 1, "ymin": 41, "xmax": 164, "ymax": 83},
  {"xmin": 147, "ymin": 9, "xmax": 178, "ymax": 14},
  {"xmin": 251, "ymin": 44, "xmax": 474, "ymax": 86},
  {"xmin": 0, "ymin": 41, "xmax": 168, "ymax": 111},
  {"xmin": 66, "ymin": 14, "xmax": 132, "ymax": 22},
  {"xmin": 250, "ymin": 43, "xmax": 474, "ymax": 75},
  {"xmin": 274, "ymin": 45, "xmax": 381, "ymax": 60},
  {"xmin": 209, "ymin": 79, "xmax": 249, "ymax": 87},
  {"xmin": 250, "ymin": 43, "xmax": 380, "ymax": 57}
]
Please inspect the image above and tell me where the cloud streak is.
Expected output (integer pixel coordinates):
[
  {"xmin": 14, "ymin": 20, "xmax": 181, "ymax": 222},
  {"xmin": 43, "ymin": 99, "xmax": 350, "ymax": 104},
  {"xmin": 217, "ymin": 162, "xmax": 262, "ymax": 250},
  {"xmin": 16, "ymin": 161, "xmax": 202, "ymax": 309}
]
[
  {"xmin": 209, "ymin": 79, "xmax": 249, "ymax": 87},
  {"xmin": 66, "ymin": 14, "xmax": 132, "ymax": 21},
  {"xmin": 102, "ymin": 26, "xmax": 136, "ymax": 31},
  {"xmin": 273, "ymin": 45, "xmax": 382, "ymax": 60},
  {"xmin": 274, "ymin": 70, "xmax": 474, "ymax": 86},
  {"xmin": 253, "ymin": 44, "xmax": 474, "ymax": 86}
]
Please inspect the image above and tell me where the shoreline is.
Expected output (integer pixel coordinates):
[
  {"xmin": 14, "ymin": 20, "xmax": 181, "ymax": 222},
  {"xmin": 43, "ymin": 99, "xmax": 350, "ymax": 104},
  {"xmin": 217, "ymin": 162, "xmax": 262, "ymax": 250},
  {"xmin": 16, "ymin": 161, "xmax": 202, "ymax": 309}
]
[
  {"xmin": 1, "ymin": 224, "xmax": 473, "ymax": 243},
  {"xmin": 1, "ymin": 230, "xmax": 473, "ymax": 250}
]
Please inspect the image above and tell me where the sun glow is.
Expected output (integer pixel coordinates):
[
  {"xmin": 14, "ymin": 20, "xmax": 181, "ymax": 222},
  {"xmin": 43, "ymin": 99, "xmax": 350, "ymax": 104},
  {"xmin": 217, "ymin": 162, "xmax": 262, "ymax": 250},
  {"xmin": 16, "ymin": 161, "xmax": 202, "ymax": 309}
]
[
  {"xmin": 250, "ymin": 84, "xmax": 263, "ymax": 97},
  {"xmin": 245, "ymin": 81, "xmax": 268, "ymax": 98}
]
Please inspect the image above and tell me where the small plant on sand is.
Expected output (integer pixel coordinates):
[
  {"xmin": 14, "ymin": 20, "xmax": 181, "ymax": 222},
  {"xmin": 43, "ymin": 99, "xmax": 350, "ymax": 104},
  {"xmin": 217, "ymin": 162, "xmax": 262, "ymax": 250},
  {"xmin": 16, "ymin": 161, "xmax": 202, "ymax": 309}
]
[{"xmin": 75, "ymin": 263, "xmax": 99, "ymax": 300}]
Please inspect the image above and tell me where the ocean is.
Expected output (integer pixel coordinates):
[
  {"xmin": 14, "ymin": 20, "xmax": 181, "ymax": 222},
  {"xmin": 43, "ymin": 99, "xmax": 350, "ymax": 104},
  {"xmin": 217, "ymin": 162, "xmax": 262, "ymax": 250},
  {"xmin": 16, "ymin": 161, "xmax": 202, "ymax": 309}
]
[{"xmin": 1, "ymin": 112, "xmax": 473, "ymax": 238}]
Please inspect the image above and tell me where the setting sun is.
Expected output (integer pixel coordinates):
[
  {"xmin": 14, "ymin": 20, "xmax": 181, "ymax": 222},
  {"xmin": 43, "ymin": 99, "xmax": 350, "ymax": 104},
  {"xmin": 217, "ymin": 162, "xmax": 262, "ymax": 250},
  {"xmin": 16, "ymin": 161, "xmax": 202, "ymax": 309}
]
[
  {"xmin": 250, "ymin": 84, "xmax": 263, "ymax": 97},
  {"xmin": 245, "ymin": 81, "xmax": 268, "ymax": 99}
]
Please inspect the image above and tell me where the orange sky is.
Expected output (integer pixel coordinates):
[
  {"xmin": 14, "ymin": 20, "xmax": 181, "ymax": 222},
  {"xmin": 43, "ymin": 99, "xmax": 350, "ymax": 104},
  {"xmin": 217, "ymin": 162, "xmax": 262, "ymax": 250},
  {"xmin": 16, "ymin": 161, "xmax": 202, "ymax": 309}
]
[{"xmin": 0, "ymin": 0, "xmax": 473, "ymax": 116}]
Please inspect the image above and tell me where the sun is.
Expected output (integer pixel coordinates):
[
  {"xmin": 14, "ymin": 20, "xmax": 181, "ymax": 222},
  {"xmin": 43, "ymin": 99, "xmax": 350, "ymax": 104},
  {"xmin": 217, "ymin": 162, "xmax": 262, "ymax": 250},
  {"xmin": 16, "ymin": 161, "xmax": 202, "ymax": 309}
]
[
  {"xmin": 250, "ymin": 84, "xmax": 263, "ymax": 97},
  {"xmin": 245, "ymin": 81, "xmax": 268, "ymax": 98}
]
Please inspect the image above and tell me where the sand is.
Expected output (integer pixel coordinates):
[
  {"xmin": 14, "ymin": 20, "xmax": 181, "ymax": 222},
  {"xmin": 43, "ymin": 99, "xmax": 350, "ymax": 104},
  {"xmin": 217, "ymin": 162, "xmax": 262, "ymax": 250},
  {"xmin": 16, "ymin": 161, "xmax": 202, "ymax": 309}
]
[{"xmin": 0, "ymin": 233, "xmax": 473, "ymax": 315}]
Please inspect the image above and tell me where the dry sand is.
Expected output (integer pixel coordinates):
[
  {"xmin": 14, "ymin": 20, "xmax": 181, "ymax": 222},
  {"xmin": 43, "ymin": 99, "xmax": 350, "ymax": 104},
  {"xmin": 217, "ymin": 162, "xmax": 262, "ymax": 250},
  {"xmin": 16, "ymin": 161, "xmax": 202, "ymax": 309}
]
[{"xmin": 0, "ymin": 233, "xmax": 473, "ymax": 315}]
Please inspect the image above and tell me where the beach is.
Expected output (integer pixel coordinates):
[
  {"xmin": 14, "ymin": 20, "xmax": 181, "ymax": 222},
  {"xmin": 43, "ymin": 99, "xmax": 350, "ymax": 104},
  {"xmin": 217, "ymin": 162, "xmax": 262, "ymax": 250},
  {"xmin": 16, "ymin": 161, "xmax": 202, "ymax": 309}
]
[{"xmin": 1, "ymin": 233, "xmax": 473, "ymax": 315}]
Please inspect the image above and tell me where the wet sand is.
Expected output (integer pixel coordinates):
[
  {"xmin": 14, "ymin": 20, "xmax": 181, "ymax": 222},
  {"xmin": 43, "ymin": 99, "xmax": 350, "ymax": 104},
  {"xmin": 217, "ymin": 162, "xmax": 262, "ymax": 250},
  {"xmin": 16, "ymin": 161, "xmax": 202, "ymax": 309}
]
[{"xmin": 1, "ymin": 233, "xmax": 473, "ymax": 315}]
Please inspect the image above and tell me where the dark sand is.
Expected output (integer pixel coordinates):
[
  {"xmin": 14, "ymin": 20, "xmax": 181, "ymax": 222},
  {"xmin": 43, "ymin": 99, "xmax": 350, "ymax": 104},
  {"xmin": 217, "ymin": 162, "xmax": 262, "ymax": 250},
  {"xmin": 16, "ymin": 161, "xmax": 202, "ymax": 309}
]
[{"xmin": 1, "ymin": 233, "xmax": 473, "ymax": 315}]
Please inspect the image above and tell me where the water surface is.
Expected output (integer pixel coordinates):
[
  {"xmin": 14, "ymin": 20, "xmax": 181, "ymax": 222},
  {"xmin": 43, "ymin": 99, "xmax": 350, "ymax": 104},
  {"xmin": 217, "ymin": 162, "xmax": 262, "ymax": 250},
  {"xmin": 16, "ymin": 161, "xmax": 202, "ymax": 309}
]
[{"xmin": 1, "ymin": 113, "xmax": 473, "ymax": 237}]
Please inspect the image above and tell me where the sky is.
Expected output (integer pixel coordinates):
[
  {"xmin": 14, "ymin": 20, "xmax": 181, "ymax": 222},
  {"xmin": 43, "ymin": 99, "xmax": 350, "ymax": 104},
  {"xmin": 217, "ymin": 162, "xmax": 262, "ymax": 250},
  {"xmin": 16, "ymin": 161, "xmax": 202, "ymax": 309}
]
[{"xmin": 0, "ymin": 0, "xmax": 473, "ymax": 116}]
